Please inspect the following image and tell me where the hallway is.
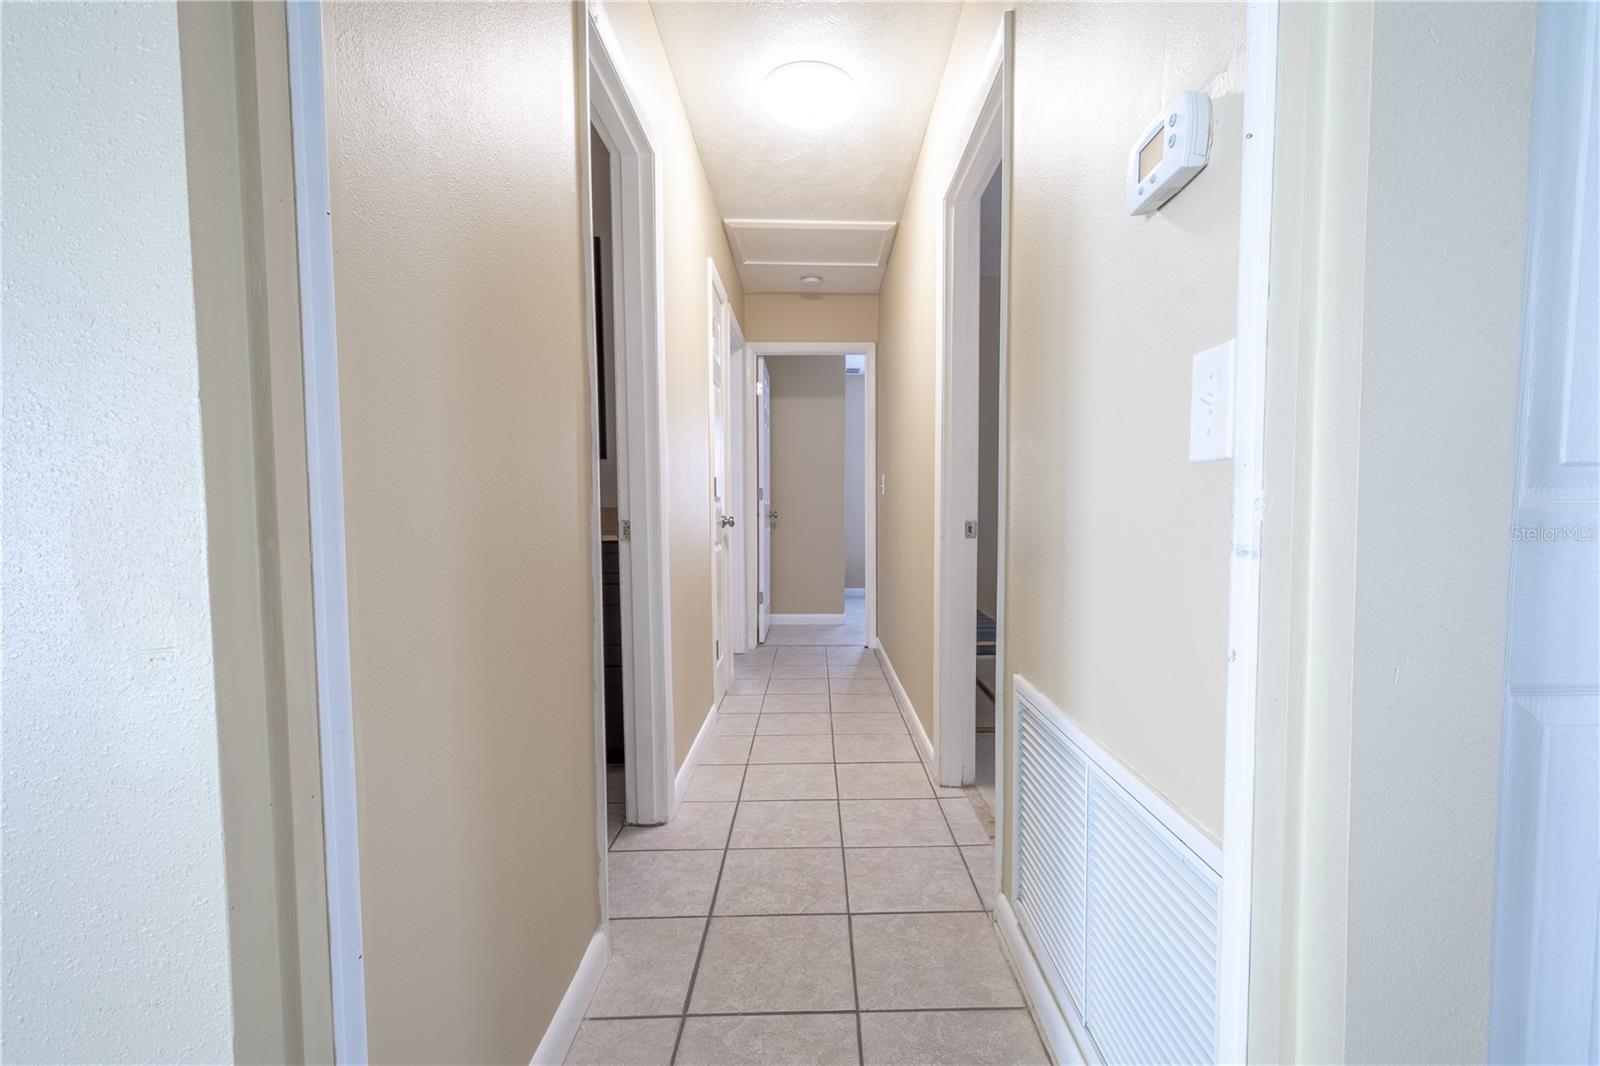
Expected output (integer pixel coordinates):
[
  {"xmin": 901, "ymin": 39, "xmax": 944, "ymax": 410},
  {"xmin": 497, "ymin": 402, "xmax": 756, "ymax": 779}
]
[{"xmin": 572, "ymin": 644, "xmax": 1044, "ymax": 1066}]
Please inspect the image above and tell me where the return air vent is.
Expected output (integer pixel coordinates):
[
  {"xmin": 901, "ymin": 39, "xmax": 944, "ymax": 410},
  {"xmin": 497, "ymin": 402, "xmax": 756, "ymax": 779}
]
[{"xmin": 1013, "ymin": 678, "xmax": 1222, "ymax": 1065}]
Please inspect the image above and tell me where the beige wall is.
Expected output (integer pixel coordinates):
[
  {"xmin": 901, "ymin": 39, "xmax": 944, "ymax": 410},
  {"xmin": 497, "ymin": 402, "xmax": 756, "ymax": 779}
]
[
  {"xmin": 1006, "ymin": 2, "xmax": 1245, "ymax": 839},
  {"xmin": 745, "ymin": 292, "xmax": 879, "ymax": 342},
  {"xmin": 1265, "ymin": 4, "xmax": 1535, "ymax": 1062},
  {"xmin": 324, "ymin": 4, "xmax": 598, "ymax": 1061},
  {"xmin": 601, "ymin": 3, "xmax": 746, "ymax": 765},
  {"xmin": 876, "ymin": 2, "xmax": 1008, "ymax": 738},
  {"xmin": 769, "ymin": 357, "xmax": 848, "ymax": 614}
]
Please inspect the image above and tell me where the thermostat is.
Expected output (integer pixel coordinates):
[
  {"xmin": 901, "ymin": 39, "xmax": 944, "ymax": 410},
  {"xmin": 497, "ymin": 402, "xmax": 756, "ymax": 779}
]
[{"xmin": 1127, "ymin": 91, "xmax": 1212, "ymax": 215}]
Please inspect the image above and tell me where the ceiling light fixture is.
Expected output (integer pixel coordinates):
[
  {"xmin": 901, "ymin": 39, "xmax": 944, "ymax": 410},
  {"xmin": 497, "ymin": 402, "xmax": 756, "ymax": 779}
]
[
  {"xmin": 761, "ymin": 61, "xmax": 858, "ymax": 131},
  {"xmin": 800, "ymin": 274, "xmax": 824, "ymax": 287}
]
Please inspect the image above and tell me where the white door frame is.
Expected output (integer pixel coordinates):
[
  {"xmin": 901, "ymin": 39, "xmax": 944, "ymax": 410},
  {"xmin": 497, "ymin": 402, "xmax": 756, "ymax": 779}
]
[
  {"xmin": 588, "ymin": 6, "xmax": 675, "ymax": 829},
  {"xmin": 932, "ymin": 41, "xmax": 1005, "ymax": 794},
  {"xmin": 285, "ymin": 4, "xmax": 367, "ymax": 1060},
  {"xmin": 707, "ymin": 260, "xmax": 737, "ymax": 696},
  {"xmin": 728, "ymin": 314, "xmax": 752, "ymax": 653},
  {"xmin": 743, "ymin": 341, "xmax": 878, "ymax": 647}
]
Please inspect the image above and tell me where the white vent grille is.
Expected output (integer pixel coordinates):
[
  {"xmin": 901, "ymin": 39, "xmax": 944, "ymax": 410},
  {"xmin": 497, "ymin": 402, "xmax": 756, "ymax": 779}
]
[{"xmin": 1013, "ymin": 679, "xmax": 1222, "ymax": 1065}]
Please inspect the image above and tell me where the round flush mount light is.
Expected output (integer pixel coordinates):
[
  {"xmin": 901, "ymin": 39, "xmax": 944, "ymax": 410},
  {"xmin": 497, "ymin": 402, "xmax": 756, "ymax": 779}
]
[
  {"xmin": 762, "ymin": 61, "xmax": 858, "ymax": 130},
  {"xmin": 800, "ymin": 274, "xmax": 824, "ymax": 287}
]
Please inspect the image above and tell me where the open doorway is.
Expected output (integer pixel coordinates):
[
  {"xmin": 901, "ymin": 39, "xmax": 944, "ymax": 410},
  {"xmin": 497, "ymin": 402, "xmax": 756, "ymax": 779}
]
[
  {"xmin": 973, "ymin": 168, "xmax": 1002, "ymax": 815},
  {"xmin": 745, "ymin": 342, "xmax": 877, "ymax": 650},
  {"xmin": 587, "ymin": 17, "xmax": 674, "ymax": 832}
]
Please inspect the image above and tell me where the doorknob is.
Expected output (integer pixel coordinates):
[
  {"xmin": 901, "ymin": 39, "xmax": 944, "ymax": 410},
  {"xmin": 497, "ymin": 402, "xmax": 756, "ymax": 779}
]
[{"xmin": 720, "ymin": 514, "xmax": 737, "ymax": 528}]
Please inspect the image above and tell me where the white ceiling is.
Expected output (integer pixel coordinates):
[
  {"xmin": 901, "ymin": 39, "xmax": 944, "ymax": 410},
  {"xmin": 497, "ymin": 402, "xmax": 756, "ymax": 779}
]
[{"xmin": 652, "ymin": 1, "xmax": 962, "ymax": 293}]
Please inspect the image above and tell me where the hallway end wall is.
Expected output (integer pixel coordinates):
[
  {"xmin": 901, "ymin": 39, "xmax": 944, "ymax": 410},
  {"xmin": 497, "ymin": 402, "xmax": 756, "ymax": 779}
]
[
  {"xmin": 323, "ymin": 4, "xmax": 598, "ymax": 1060},
  {"xmin": 768, "ymin": 356, "xmax": 848, "ymax": 615},
  {"xmin": 599, "ymin": 1, "xmax": 746, "ymax": 769},
  {"xmin": 744, "ymin": 292, "xmax": 880, "ymax": 343}
]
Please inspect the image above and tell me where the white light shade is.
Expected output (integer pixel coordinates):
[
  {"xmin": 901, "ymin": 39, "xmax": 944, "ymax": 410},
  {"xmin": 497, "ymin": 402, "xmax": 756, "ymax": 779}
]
[{"xmin": 761, "ymin": 61, "xmax": 858, "ymax": 131}]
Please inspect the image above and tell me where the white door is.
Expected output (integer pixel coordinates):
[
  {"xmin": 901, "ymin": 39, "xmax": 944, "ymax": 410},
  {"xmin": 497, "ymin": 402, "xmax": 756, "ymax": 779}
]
[
  {"xmin": 710, "ymin": 272, "xmax": 734, "ymax": 696},
  {"xmin": 758, "ymin": 358, "xmax": 774, "ymax": 643},
  {"xmin": 1489, "ymin": 5, "xmax": 1600, "ymax": 1061}
]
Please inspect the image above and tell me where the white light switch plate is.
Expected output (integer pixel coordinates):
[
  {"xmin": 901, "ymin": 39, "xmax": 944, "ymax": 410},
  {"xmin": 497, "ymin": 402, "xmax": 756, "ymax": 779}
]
[{"xmin": 1189, "ymin": 339, "xmax": 1235, "ymax": 462}]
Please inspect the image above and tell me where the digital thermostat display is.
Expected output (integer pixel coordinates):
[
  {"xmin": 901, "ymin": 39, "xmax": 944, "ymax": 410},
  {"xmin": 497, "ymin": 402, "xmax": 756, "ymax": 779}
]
[{"xmin": 1127, "ymin": 90, "xmax": 1212, "ymax": 216}]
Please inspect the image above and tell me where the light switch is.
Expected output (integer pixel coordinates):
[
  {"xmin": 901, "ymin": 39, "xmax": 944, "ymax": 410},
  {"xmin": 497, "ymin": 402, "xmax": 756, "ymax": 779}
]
[{"xmin": 1189, "ymin": 339, "xmax": 1235, "ymax": 463}]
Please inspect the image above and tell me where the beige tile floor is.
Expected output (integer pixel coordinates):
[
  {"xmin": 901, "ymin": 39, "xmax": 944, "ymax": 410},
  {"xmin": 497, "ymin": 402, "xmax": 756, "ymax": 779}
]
[{"xmin": 571, "ymin": 644, "xmax": 1047, "ymax": 1066}]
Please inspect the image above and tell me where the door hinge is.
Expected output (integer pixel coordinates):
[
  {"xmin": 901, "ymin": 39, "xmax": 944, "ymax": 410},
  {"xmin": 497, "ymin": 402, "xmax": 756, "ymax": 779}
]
[
  {"xmin": 619, "ymin": 519, "xmax": 631, "ymax": 541},
  {"xmin": 715, "ymin": 639, "xmax": 720, "ymax": 658},
  {"xmin": 758, "ymin": 487, "xmax": 765, "ymax": 502},
  {"xmin": 964, "ymin": 520, "xmax": 979, "ymax": 539},
  {"xmin": 757, "ymin": 590, "xmax": 765, "ymax": 606}
]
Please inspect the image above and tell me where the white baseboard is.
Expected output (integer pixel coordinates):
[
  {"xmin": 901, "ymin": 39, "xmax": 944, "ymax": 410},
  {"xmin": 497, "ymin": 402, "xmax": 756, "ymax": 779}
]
[
  {"xmin": 672, "ymin": 700, "xmax": 719, "ymax": 814},
  {"xmin": 872, "ymin": 638, "xmax": 937, "ymax": 769},
  {"xmin": 996, "ymin": 894, "xmax": 1090, "ymax": 1066},
  {"xmin": 769, "ymin": 612, "xmax": 847, "ymax": 625},
  {"xmin": 530, "ymin": 926, "xmax": 609, "ymax": 1065}
]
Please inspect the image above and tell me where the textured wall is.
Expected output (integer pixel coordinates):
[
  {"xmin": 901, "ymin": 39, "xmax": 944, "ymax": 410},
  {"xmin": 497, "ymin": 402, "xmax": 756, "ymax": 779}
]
[
  {"xmin": 1, "ymin": 2, "xmax": 235, "ymax": 1060},
  {"xmin": 1006, "ymin": 2, "xmax": 1244, "ymax": 838},
  {"xmin": 769, "ymin": 357, "xmax": 848, "ymax": 614},
  {"xmin": 324, "ymin": 4, "xmax": 599, "ymax": 1060}
]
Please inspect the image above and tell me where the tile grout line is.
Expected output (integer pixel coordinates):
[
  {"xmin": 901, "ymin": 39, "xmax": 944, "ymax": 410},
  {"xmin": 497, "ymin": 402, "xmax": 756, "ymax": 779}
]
[{"xmin": 831, "ymin": 666, "xmax": 867, "ymax": 1066}]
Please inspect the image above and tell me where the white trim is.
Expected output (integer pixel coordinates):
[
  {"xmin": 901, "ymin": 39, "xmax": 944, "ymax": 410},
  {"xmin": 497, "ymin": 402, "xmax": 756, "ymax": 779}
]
[
  {"xmin": 996, "ymin": 893, "xmax": 1090, "ymax": 1066},
  {"xmin": 529, "ymin": 928, "xmax": 609, "ymax": 1066},
  {"xmin": 285, "ymin": 6, "xmax": 367, "ymax": 1062},
  {"xmin": 768, "ymin": 612, "xmax": 846, "ymax": 626},
  {"xmin": 1218, "ymin": 3, "xmax": 1279, "ymax": 1060},
  {"xmin": 745, "ymin": 341, "xmax": 879, "ymax": 648},
  {"xmin": 672, "ymin": 701, "xmax": 721, "ymax": 814},
  {"xmin": 933, "ymin": 29, "xmax": 1007, "ymax": 792},
  {"xmin": 1014, "ymin": 676, "xmax": 1222, "ymax": 873},
  {"xmin": 728, "ymin": 314, "xmax": 751, "ymax": 653},
  {"xmin": 588, "ymin": 8, "xmax": 675, "ymax": 828},
  {"xmin": 991, "ymin": 9, "xmax": 1016, "ymax": 913},
  {"xmin": 707, "ymin": 259, "xmax": 735, "ymax": 696},
  {"xmin": 873, "ymin": 638, "xmax": 936, "ymax": 769}
]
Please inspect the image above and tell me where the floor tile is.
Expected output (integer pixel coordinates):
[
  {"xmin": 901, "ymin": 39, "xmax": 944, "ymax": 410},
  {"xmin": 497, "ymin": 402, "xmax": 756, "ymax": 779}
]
[
  {"xmin": 840, "ymin": 799, "xmax": 954, "ymax": 847},
  {"xmin": 761, "ymin": 694, "xmax": 831, "ymax": 715},
  {"xmin": 683, "ymin": 764, "xmax": 745, "ymax": 802},
  {"xmin": 717, "ymin": 694, "xmax": 764, "ymax": 716},
  {"xmin": 714, "ymin": 848, "xmax": 845, "ymax": 915},
  {"xmin": 564, "ymin": 1018, "xmax": 680, "ymax": 1066},
  {"xmin": 833, "ymin": 733, "xmax": 919, "ymax": 763},
  {"xmin": 676, "ymin": 1013, "xmax": 859, "ymax": 1066},
  {"xmin": 859, "ymin": 1010, "xmax": 1048, "ymax": 1066},
  {"xmin": 613, "ymin": 802, "xmax": 734, "ymax": 851},
  {"xmin": 962, "ymin": 845, "xmax": 996, "ymax": 910},
  {"xmin": 845, "ymin": 847, "xmax": 982, "ymax": 912},
  {"xmin": 756, "ymin": 713, "xmax": 832, "ymax": 736},
  {"xmin": 711, "ymin": 714, "xmax": 757, "ymax": 737},
  {"xmin": 728, "ymin": 678, "xmax": 768, "ymax": 695},
  {"xmin": 831, "ymin": 713, "xmax": 906, "ymax": 734},
  {"xmin": 736, "ymin": 648, "xmax": 776, "ymax": 664},
  {"xmin": 768, "ymin": 662, "xmax": 828, "ymax": 678},
  {"xmin": 749, "ymin": 734, "xmax": 834, "ymax": 764},
  {"xmin": 940, "ymin": 796, "xmax": 990, "ymax": 844},
  {"xmin": 852, "ymin": 912, "xmax": 1025, "ymax": 1010},
  {"xmin": 688, "ymin": 915, "xmax": 855, "ymax": 1014},
  {"xmin": 739, "ymin": 763, "xmax": 837, "ymax": 801},
  {"xmin": 608, "ymin": 850, "xmax": 723, "ymax": 917},
  {"xmin": 763, "ymin": 677, "xmax": 829, "ymax": 694},
  {"xmin": 608, "ymin": 803, "xmax": 625, "ymax": 845},
  {"xmin": 774, "ymin": 647, "xmax": 827, "ymax": 663},
  {"xmin": 586, "ymin": 917, "xmax": 704, "ymax": 1017},
  {"xmin": 831, "ymin": 678, "xmax": 891, "ymax": 694},
  {"xmin": 829, "ymin": 662, "xmax": 885, "ymax": 679},
  {"xmin": 729, "ymin": 800, "xmax": 841, "ymax": 848},
  {"xmin": 830, "ymin": 694, "xmax": 899, "ymax": 714},
  {"xmin": 698, "ymin": 736, "xmax": 753, "ymax": 765},
  {"xmin": 835, "ymin": 763, "xmax": 934, "ymax": 799},
  {"xmin": 734, "ymin": 663, "xmax": 772, "ymax": 679}
]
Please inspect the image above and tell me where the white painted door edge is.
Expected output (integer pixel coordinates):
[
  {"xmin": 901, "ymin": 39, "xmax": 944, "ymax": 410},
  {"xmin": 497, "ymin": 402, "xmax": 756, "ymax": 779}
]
[
  {"xmin": 996, "ymin": 893, "xmax": 1091, "ymax": 1066},
  {"xmin": 529, "ymin": 927, "xmax": 609, "ymax": 1066},
  {"xmin": 284, "ymin": 5, "xmax": 368, "ymax": 1062},
  {"xmin": 588, "ymin": 5, "xmax": 675, "ymax": 829},
  {"xmin": 933, "ymin": 25, "xmax": 1006, "ymax": 794},
  {"xmin": 746, "ymin": 341, "xmax": 879, "ymax": 649},
  {"xmin": 1218, "ymin": 2, "xmax": 1280, "ymax": 1061}
]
